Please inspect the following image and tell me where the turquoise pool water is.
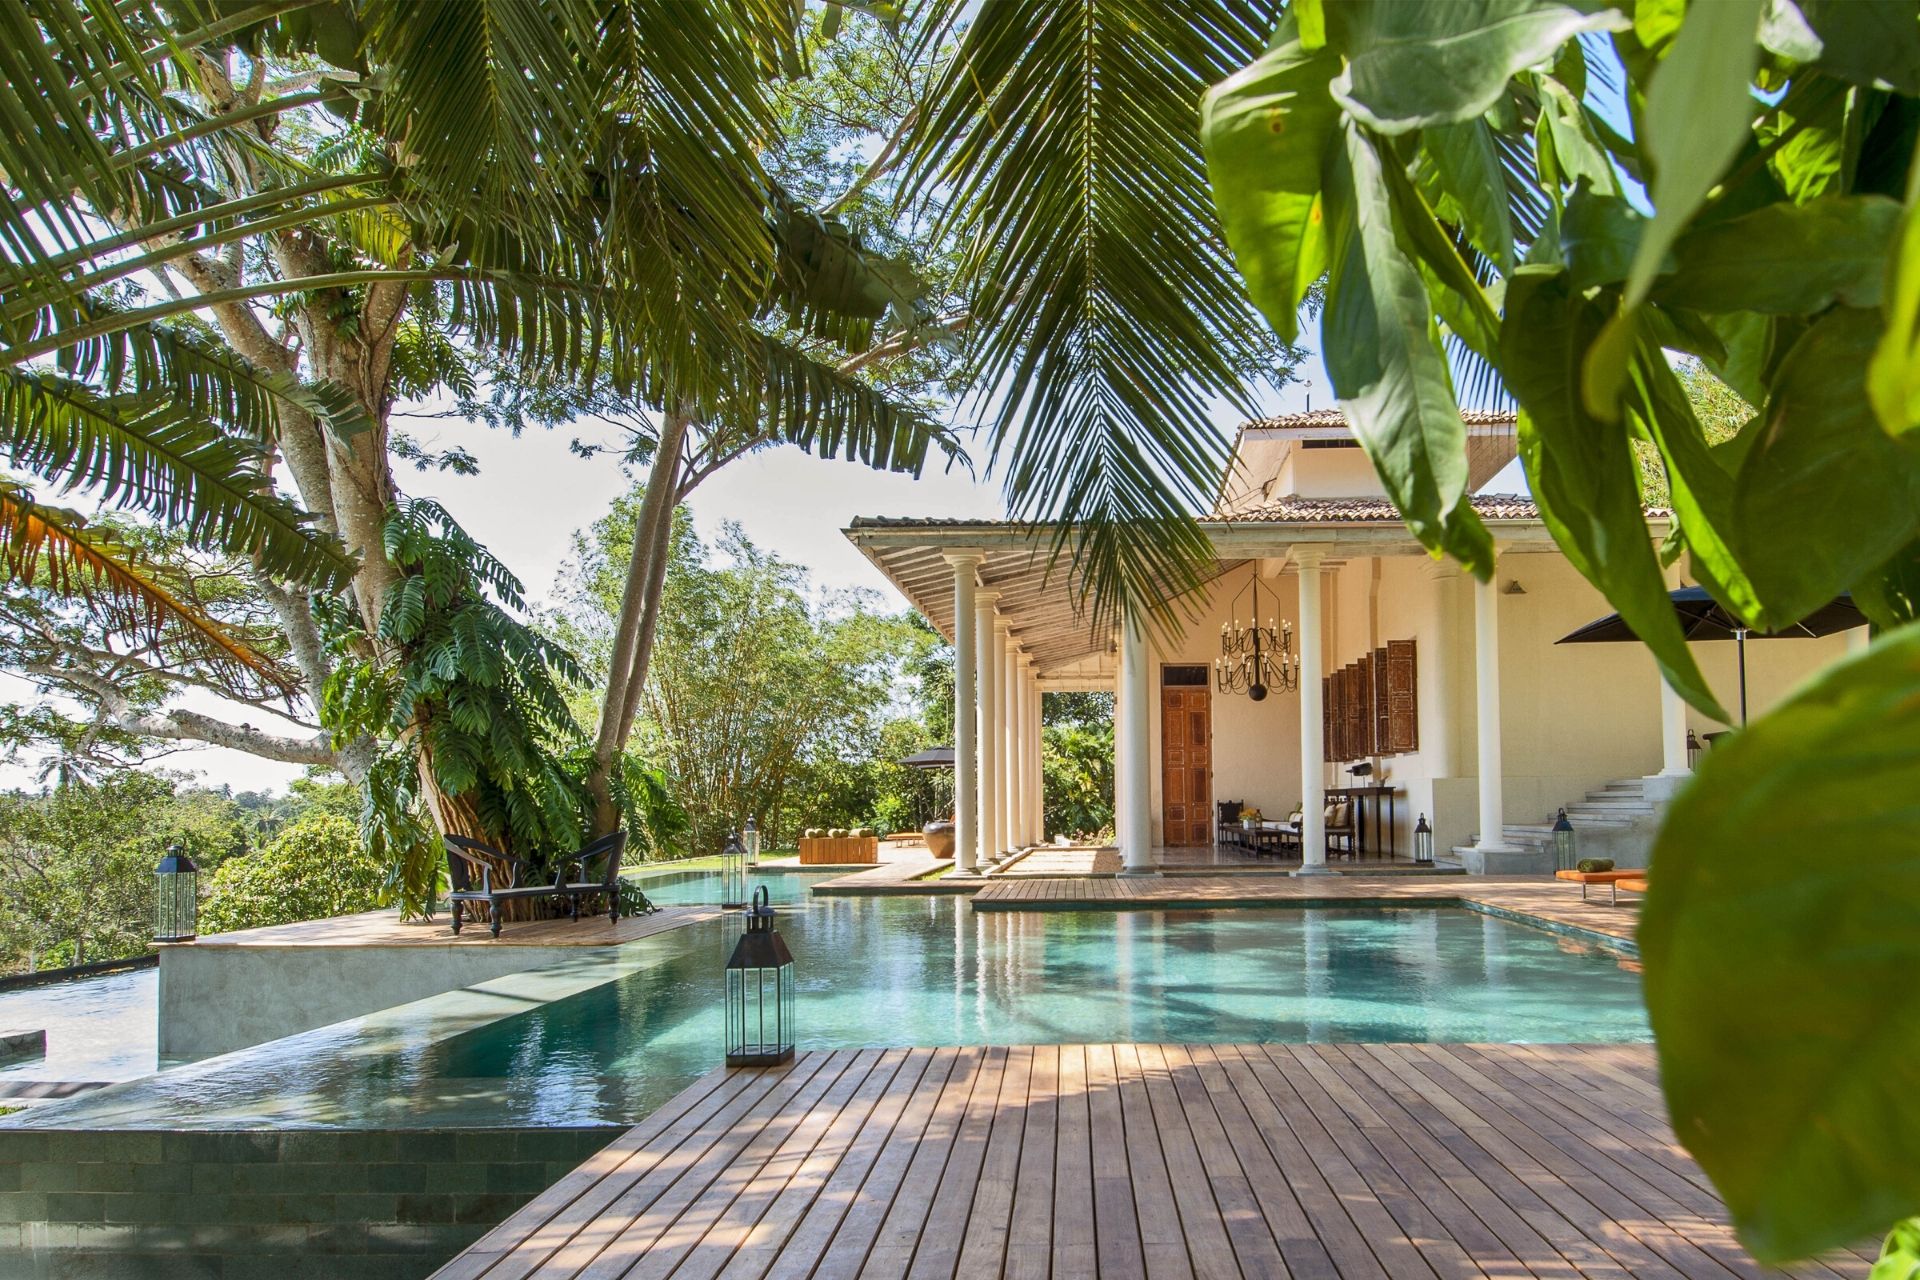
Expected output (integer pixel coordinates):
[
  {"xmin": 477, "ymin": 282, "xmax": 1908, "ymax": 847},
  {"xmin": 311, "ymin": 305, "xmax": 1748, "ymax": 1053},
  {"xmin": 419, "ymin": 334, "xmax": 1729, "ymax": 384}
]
[
  {"xmin": 6, "ymin": 893, "xmax": 1647, "ymax": 1132},
  {"xmin": 626, "ymin": 867, "xmax": 826, "ymax": 907},
  {"xmin": 417, "ymin": 895, "xmax": 1647, "ymax": 1123}
]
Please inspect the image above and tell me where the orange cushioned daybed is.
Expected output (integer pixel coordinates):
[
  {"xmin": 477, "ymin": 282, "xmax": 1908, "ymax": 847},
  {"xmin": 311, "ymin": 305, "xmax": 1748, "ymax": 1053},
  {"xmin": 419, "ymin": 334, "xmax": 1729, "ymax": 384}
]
[{"xmin": 1554, "ymin": 868, "xmax": 1647, "ymax": 905}]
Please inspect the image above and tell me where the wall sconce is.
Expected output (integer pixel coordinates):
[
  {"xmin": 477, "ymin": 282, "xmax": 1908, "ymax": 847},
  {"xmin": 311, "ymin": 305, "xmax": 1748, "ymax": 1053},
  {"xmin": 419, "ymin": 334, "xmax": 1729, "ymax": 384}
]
[{"xmin": 1503, "ymin": 580, "xmax": 1526, "ymax": 595}]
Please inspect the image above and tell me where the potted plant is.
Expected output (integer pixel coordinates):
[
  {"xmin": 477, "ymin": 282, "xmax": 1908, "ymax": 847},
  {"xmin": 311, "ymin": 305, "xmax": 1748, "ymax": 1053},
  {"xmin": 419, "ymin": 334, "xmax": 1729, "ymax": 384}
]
[{"xmin": 1239, "ymin": 806, "xmax": 1262, "ymax": 831}]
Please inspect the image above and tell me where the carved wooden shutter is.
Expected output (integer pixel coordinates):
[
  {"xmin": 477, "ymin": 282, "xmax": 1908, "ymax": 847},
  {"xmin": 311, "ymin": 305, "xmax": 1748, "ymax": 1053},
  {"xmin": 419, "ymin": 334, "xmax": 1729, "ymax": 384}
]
[
  {"xmin": 1351, "ymin": 667, "xmax": 1367, "ymax": 756},
  {"xmin": 1373, "ymin": 646, "xmax": 1390, "ymax": 751},
  {"xmin": 1322, "ymin": 676, "xmax": 1334, "ymax": 761},
  {"xmin": 1385, "ymin": 639, "xmax": 1419, "ymax": 753},
  {"xmin": 1354, "ymin": 655, "xmax": 1374, "ymax": 757}
]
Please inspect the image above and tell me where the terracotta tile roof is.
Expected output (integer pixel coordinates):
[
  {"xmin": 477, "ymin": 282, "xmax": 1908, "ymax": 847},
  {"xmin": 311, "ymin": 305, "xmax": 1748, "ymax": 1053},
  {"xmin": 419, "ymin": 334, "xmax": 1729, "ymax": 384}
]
[
  {"xmin": 848, "ymin": 493, "xmax": 1672, "ymax": 531},
  {"xmin": 1213, "ymin": 493, "xmax": 1543, "ymax": 523},
  {"xmin": 1238, "ymin": 408, "xmax": 1519, "ymax": 432}
]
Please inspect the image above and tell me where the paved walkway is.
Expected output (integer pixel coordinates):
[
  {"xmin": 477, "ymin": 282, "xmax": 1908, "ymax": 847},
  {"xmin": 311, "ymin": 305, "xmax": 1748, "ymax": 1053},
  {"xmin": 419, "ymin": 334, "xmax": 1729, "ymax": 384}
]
[
  {"xmin": 431, "ymin": 1042, "xmax": 1864, "ymax": 1280},
  {"xmin": 968, "ymin": 875, "xmax": 1643, "ymax": 946}
]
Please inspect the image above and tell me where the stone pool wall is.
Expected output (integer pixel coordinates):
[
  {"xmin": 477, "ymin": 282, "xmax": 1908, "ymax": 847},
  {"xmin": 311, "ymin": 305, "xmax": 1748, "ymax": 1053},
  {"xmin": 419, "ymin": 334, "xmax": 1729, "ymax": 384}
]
[{"xmin": 0, "ymin": 1125, "xmax": 620, "ymax": 1278}]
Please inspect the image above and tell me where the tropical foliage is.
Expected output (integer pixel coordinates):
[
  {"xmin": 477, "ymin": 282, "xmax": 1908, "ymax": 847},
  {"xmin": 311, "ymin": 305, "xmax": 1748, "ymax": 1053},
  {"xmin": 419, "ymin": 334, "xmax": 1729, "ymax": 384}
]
[
  {"xmin": 200, "ymin": 812, "xmax": 382, "ymax": 935},
  {"xmin": 555, "ymin": 500, "xmax": 938, "ymax": 856},
  {"xmin": 1180, "ymin": 0, "xmax": 1920, "ymax": 1263},
  {"xmin": 0, "ymin": 772, "xmax": 256, "ymax": 972},
  {"xmin": 1, "ymin": 1, "xmax": 962, "ymax": 894}
]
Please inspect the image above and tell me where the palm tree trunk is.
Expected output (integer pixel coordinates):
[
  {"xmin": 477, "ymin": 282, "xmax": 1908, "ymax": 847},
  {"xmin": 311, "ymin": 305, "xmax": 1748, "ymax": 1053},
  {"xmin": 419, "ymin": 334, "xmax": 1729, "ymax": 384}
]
[{"xmin": 588, "ymin": 412, "xmax": 688, "ymax": 834}]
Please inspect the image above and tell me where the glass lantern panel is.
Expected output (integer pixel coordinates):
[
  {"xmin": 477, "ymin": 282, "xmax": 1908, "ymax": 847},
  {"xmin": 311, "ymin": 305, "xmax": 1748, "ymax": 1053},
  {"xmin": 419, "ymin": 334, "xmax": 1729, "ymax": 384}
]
[{"xmin": 725, "ymin": 963, "xmax": 795, "ymax": 1063}]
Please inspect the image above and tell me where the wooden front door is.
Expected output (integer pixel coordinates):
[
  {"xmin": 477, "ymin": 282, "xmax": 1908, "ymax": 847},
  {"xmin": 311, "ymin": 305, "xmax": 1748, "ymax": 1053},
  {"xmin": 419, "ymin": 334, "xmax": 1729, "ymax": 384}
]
[{"xmin": 1160, "ymin": 668, "xmax": 1213, "ymax": 847}]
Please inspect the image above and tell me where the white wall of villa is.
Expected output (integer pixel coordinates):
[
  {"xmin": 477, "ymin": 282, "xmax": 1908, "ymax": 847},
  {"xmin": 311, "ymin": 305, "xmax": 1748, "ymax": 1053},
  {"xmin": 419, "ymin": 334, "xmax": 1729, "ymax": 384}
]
[
  {"xmin": 847, "ymin": 411, "xmax": 1857, "ymax": 871},
  {"xmin": 1132, "ymin": 548, "xmax": 1848, "ymax": 858}
]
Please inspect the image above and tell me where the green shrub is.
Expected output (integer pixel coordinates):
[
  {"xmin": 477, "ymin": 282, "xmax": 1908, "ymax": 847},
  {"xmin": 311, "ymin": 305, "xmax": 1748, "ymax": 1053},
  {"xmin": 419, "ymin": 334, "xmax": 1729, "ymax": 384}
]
[{"xmin": 201, "ymin": 814, "xmax": 386, "ymax": 934}]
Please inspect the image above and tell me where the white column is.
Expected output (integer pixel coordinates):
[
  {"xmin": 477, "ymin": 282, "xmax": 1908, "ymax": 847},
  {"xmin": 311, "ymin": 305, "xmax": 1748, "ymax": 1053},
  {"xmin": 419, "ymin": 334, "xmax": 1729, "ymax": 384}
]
[
  {"xmin": 1117, "ymin": 613, "xmax": 1154, "ymax": 873},
  {"xmin": 1473, "ymin": 568, "xmax": 1520, "ymax": 857},
  {"xmin": 1658, "ymin": 673, "xmax": 1689, "ymax": 777},
  {"xmin": 1028, "ymin": 665, "xmax": 1044, "ymax": 841},
  {"xmin": 944, "ymin": 553, "xmax": 982, "ymax": 872},
  {"xmin": 974, "ymin": 590, "xmax": 1002, "ymax": 869},
  {"xmin": 1294, "ymin": 548, "xmax": 1331, "ymax": 875},
  {"xmin": 1011, "ymin": 652, "xmax": 1030, "ymax": 848},
  {"xmin": 1006, "ymin": 625, "xmax": 1021, "ymax": 855}
]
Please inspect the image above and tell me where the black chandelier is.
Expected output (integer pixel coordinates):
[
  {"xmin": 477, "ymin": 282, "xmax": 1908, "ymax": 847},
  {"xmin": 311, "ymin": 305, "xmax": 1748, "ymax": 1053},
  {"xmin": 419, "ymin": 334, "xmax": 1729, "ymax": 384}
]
[{"xmin": 1215, "ymin": 575, "xmax": 1298, "ymax": 702}]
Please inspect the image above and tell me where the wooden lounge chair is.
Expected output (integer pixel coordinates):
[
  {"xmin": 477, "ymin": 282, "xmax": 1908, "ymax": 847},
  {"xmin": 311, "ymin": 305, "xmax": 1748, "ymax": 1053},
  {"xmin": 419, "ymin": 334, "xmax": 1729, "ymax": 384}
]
[
  {"xmin": 445, "ymin": 832, "xmax": 628, "ymax": 937},
  {"xmin": 1554, "ymin": 868, "xmax": 1647, "ymax": 905}
]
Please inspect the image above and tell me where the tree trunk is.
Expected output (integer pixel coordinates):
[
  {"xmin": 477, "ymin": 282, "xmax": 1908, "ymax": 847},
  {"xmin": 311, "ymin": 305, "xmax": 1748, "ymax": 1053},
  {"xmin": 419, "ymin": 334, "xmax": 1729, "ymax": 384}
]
[
  {"xmin": 587, "ymin": 412, "xmax": 688, "ymax": 834},
  {"xmin": 614, "ymin": 475, "xmax": 680, "ymax": 746}
]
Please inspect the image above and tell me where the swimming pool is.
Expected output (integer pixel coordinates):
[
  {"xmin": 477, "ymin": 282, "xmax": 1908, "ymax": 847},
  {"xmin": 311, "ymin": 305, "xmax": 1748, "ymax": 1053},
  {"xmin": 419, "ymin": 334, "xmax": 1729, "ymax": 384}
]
[
  {"xmin": 7, "ymin": 894, "xmax": 1646, "ymax": 1132},
  {"xmin": 420, "ymin": 895, "xmax": 1646, "ymax": 1123},
  {"xmin": 625, "ymin": 866, "xmax": 827, "ymax": 907}
]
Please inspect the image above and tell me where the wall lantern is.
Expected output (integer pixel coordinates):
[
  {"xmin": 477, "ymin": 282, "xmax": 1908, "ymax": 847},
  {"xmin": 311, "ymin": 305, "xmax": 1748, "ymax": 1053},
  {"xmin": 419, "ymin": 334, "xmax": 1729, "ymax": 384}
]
[
  {"xmin": 155, "ymin": 843, "xmax": 199, "ymax": 942},
  {"xmin": 1686, "ymin": 728, "xmax": 1701, "ymax": 771},
  {"xmin": 1552, "ymin": 808, "xmax": 1578, "ymax": 871},
  {"xmin": 1413, "ymin": 814, "xmax": 1434, "ymax": 865},
  {"xmin": 743, "ymin": 815, "xmax": 761, "ymax": 868},
  {"xmin": 724, "ymin": 885, "xmax": 795, "ymax": 1067},
  {"xmin": 721, "ymin": 830, "xmax": 749, "ymax": 909}
]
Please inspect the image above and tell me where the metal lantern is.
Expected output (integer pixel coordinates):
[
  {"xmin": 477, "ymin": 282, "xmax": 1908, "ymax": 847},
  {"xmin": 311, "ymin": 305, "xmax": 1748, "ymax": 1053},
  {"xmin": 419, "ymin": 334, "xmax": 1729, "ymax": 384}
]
[
  {"xmin": 1552, "ymin": 808, "xmax": 1578, "ymax": 870},
  {"xmin": 1413, "ymin": 814, "xmax": 1434, "ymax": 865},
  {"xmin": 1686, "ymin": 728, "xmax": 1701, "ymax": 771},
  {"xmin": 720, "ymin": 831, "xmax": 749, "ymax": 909},
  {"xmin": 724, "ymin": 885, "xmax": 794, "ymax": 1067},
  {"xmin": 154, "ymin": 843, "xmax": 199, "ymax": 942},
  {"xmin": 743, "ymin": 815, "xmax": 761, "ymax": 868}
]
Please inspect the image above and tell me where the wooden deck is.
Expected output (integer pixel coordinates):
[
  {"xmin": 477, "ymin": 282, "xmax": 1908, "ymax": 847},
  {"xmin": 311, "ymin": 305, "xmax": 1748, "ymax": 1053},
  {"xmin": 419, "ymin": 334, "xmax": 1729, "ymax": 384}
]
[
  {"xmin": 431, "ymin": 1042, "xmax": 1866, "ymax": 1280},
  {"xmin": 180, "ymin": 903, "xmax": 722, "ymax": 949},
  {"xmin": 968, "ymin": 875, "xmax": 1643, "ymax": 946}
]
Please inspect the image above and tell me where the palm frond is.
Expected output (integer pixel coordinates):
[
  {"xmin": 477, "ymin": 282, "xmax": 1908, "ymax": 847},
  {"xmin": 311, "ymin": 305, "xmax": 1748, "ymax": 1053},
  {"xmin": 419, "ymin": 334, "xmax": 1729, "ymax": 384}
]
[
  {"xmin": 0, "ymin": 367, "xmax": 356, "ymax": 589},
  {"xmin": 0, "ymin": 480, "xmax": 299, "ymax": 695},
  {"xmin": 358, "ymin": 0, "xmax": 604, "ymax": 219},
  {"xmin": 903, "ymin": 0, "xmax": 1283, "ymax": 626},
  {"xmin": 746, "ymin": 332, "xmax": 964, "ymax": 476},
  {"xmin": 40, "ymin": 296, "xmax": 373, "ymax": 441}
]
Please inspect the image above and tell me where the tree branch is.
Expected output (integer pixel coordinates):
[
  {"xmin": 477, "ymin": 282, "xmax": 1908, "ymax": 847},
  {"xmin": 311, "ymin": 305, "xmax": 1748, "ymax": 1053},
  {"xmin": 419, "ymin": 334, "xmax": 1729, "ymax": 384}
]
[{"xmin": 22, "ymin": 663, "xmax": 339, "ymax": 766}]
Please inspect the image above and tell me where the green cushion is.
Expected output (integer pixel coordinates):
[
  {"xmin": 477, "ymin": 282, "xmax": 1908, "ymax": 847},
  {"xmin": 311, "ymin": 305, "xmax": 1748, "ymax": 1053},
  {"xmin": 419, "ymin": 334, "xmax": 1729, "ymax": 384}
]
[{"xmin": 1576, "ymin": 857, "xmax": 1615, "ymax": 873}]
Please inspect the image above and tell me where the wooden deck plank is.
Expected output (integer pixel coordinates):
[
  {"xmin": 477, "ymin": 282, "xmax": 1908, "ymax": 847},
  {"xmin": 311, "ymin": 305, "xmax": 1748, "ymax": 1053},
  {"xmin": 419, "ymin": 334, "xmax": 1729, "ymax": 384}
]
[
  {"xmin": 895, "ymin": 1044, "xmax": 1011, "ymax": 1280},
  {"xmin": 1112, "ymin": 1042, "xmax": 1197, "ymax": 1280},
  {"xmin": 1229, "ymin": 1044, "xmax": 1443, "ymax": 1280},
  {"xmin": 433, "ymin": 1045, "xmax": 1868, "ymax": 1280},
  {"xmin": 1048, "ymin": 1044, "xmax": 1096, "ymax": 1280},
  {"xmin": 1133, "ymin": 1042, "xmax": 1246, "ymax": 1280},
  {"xmin": 1159, "ymin": 1043, "xmax": 1288, "ymax": 1280},
  {"xmin": 1084, "ymin": 1043, "xmax": 1149, "ymax": 1280},
  {"xmin": 788, "ymin": 1047, "xmax": 971, "ymax": 1280},
  {"xmin": 478, "ymin": 1061, "xmax": 822, "ymax": 1280},
  {"xmin": 676, "ymin": 1048, "xmax": 916, "ymax": 1280},
  {"xmin": 730, "ymin": 1047, "xmax": 938, "ymax": 1280},
  {"xmin": 552, "ymin": 1051, "xmax": 855, "ymax": 1280},
  {"xmin": 1183, "ymin": 1044, "xmax": 1348, "ymax": 1280}
]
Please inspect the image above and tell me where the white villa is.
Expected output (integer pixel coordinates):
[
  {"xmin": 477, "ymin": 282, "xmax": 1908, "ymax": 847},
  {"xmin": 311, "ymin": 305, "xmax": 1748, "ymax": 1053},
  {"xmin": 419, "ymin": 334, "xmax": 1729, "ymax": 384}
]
[{"xmin": 847, "ymin": 410, "xmax": 1862, "ymax": 875}]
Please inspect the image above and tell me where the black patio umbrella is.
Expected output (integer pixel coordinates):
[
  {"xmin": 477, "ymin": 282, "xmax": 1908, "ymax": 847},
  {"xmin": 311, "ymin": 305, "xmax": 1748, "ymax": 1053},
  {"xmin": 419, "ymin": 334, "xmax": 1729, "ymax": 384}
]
[
  {"xmin": 899, "ymin": 745, "xmax": 955, "ymax": 769},
  {"xmin": 1557, "ymin": 587, "xmax": 1866, "ymax": 724}
]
